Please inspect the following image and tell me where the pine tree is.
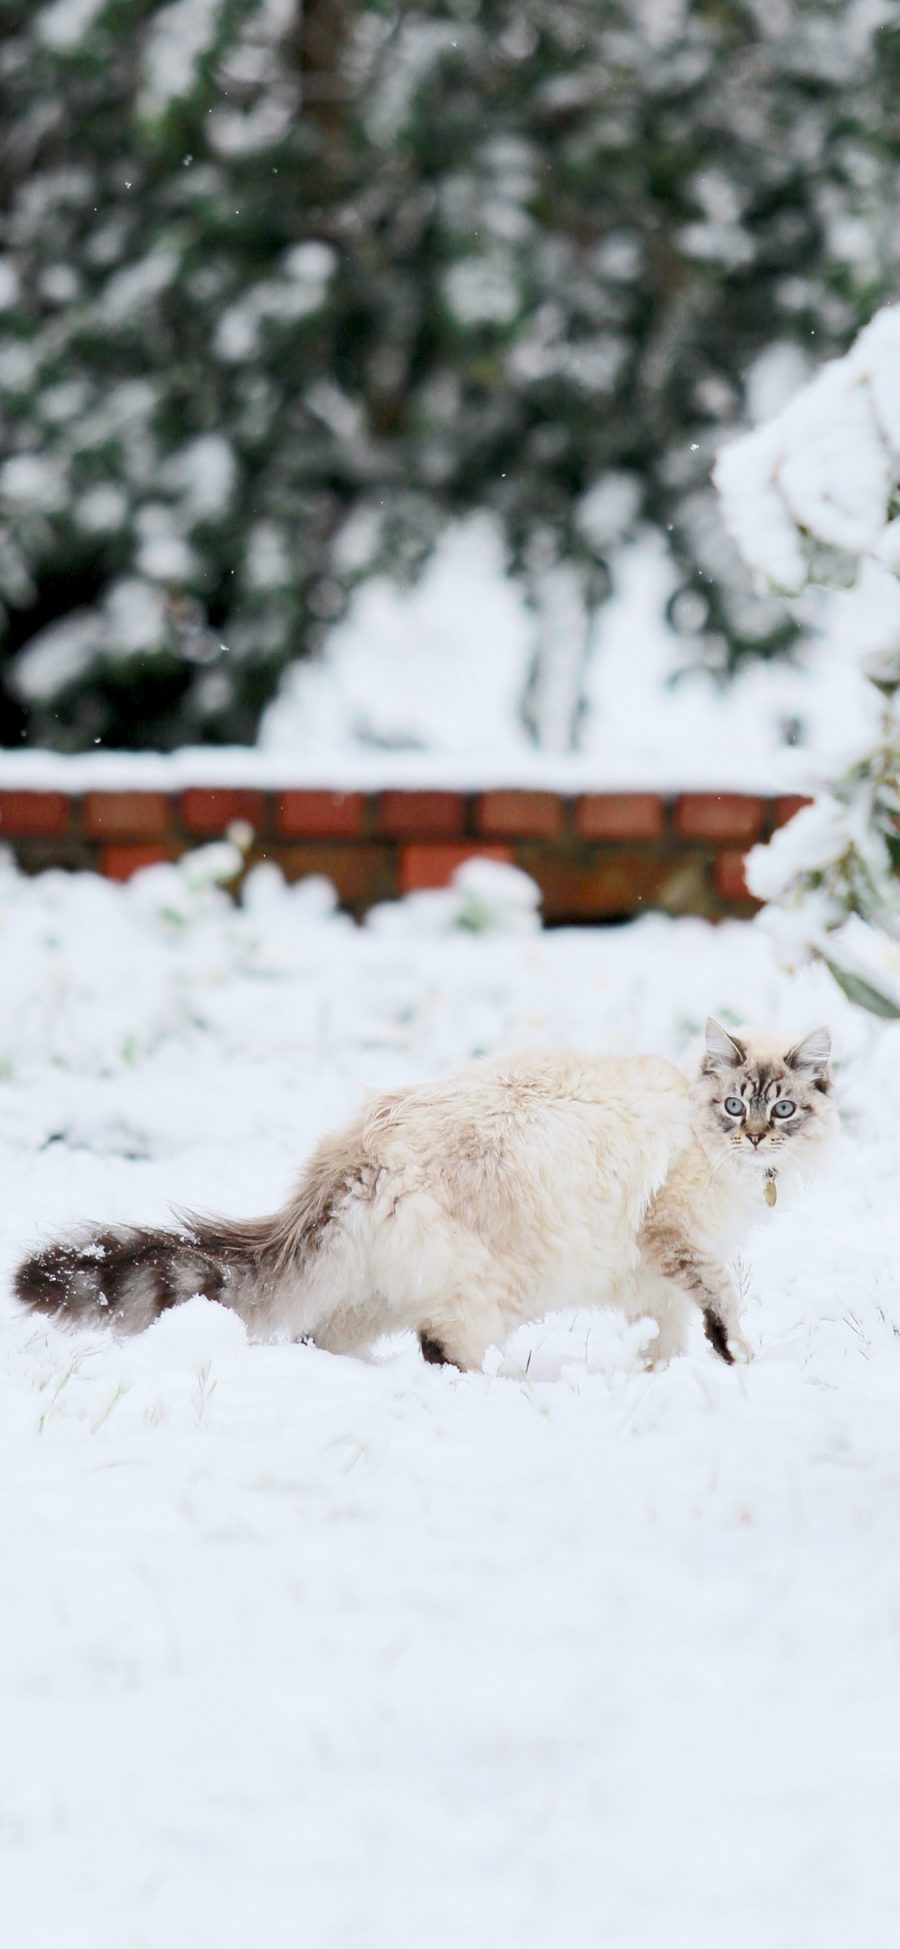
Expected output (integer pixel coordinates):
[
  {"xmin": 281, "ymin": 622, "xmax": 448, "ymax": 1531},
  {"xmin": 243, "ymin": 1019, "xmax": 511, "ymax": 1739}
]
[{"xmin": 1, "ymin": 1, "xmax": 899, "ymax": 751}]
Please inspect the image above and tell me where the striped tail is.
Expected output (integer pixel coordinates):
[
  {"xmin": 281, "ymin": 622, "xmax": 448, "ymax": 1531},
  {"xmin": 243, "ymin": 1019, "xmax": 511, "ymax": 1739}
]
[
  {"xmin": 15, "ymin": 1122, "xmax": 373, "ymax": 1339},
  {"xmin": 14, "ymin": 1213, "xmax": 284, "ymax": 1335}
]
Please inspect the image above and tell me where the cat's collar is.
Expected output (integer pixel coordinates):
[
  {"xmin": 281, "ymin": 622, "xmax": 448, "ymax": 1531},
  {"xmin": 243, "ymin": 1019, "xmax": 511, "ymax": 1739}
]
[{"xmin": 764, "ymin": 1166, "xmax": 778, "ymax": 1208}]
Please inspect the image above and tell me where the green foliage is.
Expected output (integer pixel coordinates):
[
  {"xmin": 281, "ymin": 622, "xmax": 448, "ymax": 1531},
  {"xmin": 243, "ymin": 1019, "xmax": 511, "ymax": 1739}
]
[
  {"xmin": 813, "ymin": 681, "xmax": 900, "ymax": 1017},
  {"xmin": 822, "ymin": 958, "xmax": 900, "ymax": 1021},
  {"xmin": 1, "ymin": 0, "xmax": 899, "ymax": 748},
  {"xmin": 747, "ymin": 662, "xmax": 900, "ymax": 1020}
]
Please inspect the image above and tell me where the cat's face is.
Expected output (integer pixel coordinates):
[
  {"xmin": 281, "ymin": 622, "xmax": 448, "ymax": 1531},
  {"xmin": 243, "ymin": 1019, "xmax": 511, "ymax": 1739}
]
[{"xmin": 695, "ymin": 1018, "xmax": 835, "ymax": 1177}]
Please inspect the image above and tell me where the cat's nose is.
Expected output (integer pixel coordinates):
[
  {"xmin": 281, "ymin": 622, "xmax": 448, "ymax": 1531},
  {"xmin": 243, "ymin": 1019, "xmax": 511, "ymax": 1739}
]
[{"xmin": 746, "ymin": 1131, "xmax": 764, "ymax": 1148}]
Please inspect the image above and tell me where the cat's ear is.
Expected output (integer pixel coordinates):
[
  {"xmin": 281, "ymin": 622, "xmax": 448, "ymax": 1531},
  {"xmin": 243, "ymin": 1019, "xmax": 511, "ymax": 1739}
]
[
  {"xmin": 785, "ymin": 1026, "xmax": 832, "ymax": 1074},
  {"xmin": 703, "ymin": 1018, "xmax": 746, "ymax": 1070}
]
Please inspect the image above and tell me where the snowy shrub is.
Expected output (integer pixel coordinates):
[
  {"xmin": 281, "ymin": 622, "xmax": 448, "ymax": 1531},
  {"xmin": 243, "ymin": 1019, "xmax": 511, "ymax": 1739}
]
[
  {"xmin": 1, "ymin": 2, "xmax": 899, "ymax": 750},
  {"xmin": 368, "ymin": 859, "xmax": 542, "ymax": 937},
  {"xmin": 716, "ymin": 306, "xmax": 900, "ymax": 1018}
]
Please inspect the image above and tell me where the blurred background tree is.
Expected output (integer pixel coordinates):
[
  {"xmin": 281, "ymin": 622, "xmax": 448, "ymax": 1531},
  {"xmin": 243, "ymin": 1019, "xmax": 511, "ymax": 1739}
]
[{"xmin": 1, "ymin": 0, "xmax": 898, "ymax": 751}]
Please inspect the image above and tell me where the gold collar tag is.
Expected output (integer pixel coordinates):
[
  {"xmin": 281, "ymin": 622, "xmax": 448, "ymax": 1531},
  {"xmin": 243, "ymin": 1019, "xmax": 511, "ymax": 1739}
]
[{"xmin": 764, "ymin": 1169, "xmax": 778, "ymax": 1208}]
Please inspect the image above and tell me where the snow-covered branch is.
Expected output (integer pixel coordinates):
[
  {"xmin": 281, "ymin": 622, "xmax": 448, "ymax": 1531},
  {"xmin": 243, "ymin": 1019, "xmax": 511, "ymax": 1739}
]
[
  {"xmin": 715, "ymin": 305, "xmax": 900, "ymax": 1019},
  {"xmin": 716, "ymin": 303, "xmax": 900, "ymax": 595}
]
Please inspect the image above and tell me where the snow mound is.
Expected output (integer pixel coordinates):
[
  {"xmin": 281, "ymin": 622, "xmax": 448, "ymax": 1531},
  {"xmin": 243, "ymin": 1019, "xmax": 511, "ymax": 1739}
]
[{"xmin": 368, "ymin": 858, "xmax": 542, "ymax": 938}]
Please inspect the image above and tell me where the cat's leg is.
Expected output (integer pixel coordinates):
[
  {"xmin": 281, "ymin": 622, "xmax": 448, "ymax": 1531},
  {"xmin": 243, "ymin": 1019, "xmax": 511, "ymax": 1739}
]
[
  {"xmin": 370, "ymin": 1195, "xmax": 521, "ymax": 1373},
  {"xmin": 416, "ymin": 1289, "xmax": 514, "ymax": 1373},
  {"xmin": 625, "ymin": 1276, "xmax": 694, "ymax": 1369},
  {"xmin": 419, "ymin": 1329, "xmax": 456, "ymax": 1367},
  {"xmin": 418, "ymin": 1301, "xmax": 510, "ymax": 1379},
  {"xmin": 637, "ymin": 1216, "xmax": 752, "ymax": 1365}
]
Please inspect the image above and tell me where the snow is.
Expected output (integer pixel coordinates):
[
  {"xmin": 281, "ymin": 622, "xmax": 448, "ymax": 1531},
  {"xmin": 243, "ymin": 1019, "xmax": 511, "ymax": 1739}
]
[
  {"xmin": 281, "ymin": 241, "xmax": 337, "ymax": 288},
  {"xmin": 215, "ymin": 265, "xmax": 335, "ymax": 362},
  {"xmin": 367, "ymin": 857, "xmax": 543, "ymax": 938},
  {"xmin": 161, "ymin": 434, "xmax": 236, "ymax": 521},
  {"xmin": 102, "ymin": 247, "xmax": 178, "ymax": 325},
  {"xmin": 746, "ymin": 794, "xmax": 900, "ymax": 1016},
  {"xmin": 0, "ymin": 452, "xmax": 68, "ymax": 515},
  {"xmin": 715, "ymin": 303, "xmax": 900, "ymax": 593},
  {"xmin": 214, "ymin": 248, "xmax": 336, "ymax": 365},
  {"xmin": 263, "ymin": 517, "xmax": 533, "ymax": 764},
  {"xmin": 0, "ymin": 502, "xmax": 884, "ymax": 795},
  {"xmin": 10, "ymin": 581, "xmax": 174, "ymax": 703},
  {"xmin": 0, "ymin": 406, "xmax": 891, "ymax": 794},
  {"xmin": 747, "ymin": 796, "xmax": 854, "ymax": 903},
  {"xmin": 8, "ymin": 614, "xmax": 97, "ymax": 704},
  {"xmin": 77, "ymin": 484, "xmax": 128, "ymax": 534},
  {"xmin": 714, "ymin": 305, "xmax": 900, "ymax": 1019},
  {"xmin": 37, "ymin": 263, "xmax": 81, "ymax": 306},
  {"xmin": 243, "ymin": 520, "xmax": 291, "ymax": 590},
  {"xmin": 38, "ymin": 378, "xmax": 88, "ymax": 426},
  {"xmin": 744, "ymin": 342, "xmax": 813, "ymax": 425},
  {"xmin": 35, "ymin": 0, "xmax": 107, "ymax": 52},
  {"xmin": 136, "ymin": 517, "xmax": 198, "ymax": 585},
  {"xmin": 258, "ymin": 516, "xmax": 880, "ymax": 786},
  {"xmin": 442, "ymin": 256, "xmax": 521, "ymax": 328},
  {"xmin": 0, "ymin": 257, "xmax": 21, "ymax": 308},
  {"xmin": 0, "ymin": 340, "xmax": 38, "ymax": 391},
  {"xmin": 362, "ymin": 19, "xmax": 476, "ymax": 145},
  {"xmin": 576, "ymin": 470, "xmax": 642, "ymax": 550},
  {"xmin": 139, "ymin": 0, "xmax": 225, "ymax": 118},
  {"xmin": 207, "ymin": 98, "xmax": 293, "ymax": 157},
  {"xmin": 103, "ymin": 579, "xmax": 166, "ymax": 654},
  {"xmin": 2, "ymin": 848, "xmax": 900, "ymax": 1946}
]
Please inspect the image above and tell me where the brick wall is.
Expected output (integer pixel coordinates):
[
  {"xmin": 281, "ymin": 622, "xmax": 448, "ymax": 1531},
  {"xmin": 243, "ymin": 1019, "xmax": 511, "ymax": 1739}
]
[{"xmin": 0, "ymin": 786, "xmax": 811, "ymax": 922}]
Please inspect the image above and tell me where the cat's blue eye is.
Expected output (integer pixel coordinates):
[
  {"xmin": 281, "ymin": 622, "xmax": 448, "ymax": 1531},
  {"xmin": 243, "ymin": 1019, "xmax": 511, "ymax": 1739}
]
[
  {"xmin": 724, "ymin": 1096, "xmax": 745, "ymax": 1116},
  {"xmin": 772, "ymin": 1099, "xmax": 796, "ymax": 1119}
]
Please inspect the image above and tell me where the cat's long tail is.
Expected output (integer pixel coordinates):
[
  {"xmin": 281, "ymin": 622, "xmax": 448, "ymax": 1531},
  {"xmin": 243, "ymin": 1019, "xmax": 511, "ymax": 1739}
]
[
  {"xmin": 14, "ymin": 1214, "xmax": 288, "ymax": 1334},
  {"xmin": 14, "ymin": 1125, "xmax": 362, "ymax": 1337}
]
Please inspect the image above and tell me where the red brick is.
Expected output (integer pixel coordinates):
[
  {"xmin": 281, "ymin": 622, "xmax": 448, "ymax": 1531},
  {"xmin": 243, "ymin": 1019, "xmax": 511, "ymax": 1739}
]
[
  {"xmin": 574, "ymin": 793, "xmax": 666, "ymax": 841},
  {"xmin": 519, "ymin": 849, "xmax": 670, "ymax": 922},
  {"xmin": 274, "ymin": 844, "xmax": 396, "ymax": 908},
  {"xmin": 180, "ymin": 788, "xmax": 266, "ymax": 836},
  {"xmin": 0, "ymin": 791, "xmax": 70, "ymax": 838},
  {"xmin": 276, "ymin": 790, "xmax": 367, "ymax": 839},
  {"xmin": 83, "ymin": 791, "xmax": 170, "ymax": 840},
  {"xmin": 712, "ymin": 851, "xmax": 759, "ymax": 904},
  {"xmin": 674, "ymin": 794, "xmax": 765, "ymax": 843},
  {"xmin": 771, "ymin": 794, "xmax": 813, "ymax": 829},
  {"xmin": 100, "ymin": 844, "xmax": 173, "ymax": 882},
  {"xmin": 378, "ymin": 791, "xmax": 466, "ymax": 839},
  {"xmin": 399, "ymin": 843, "xmax": 514, "ymax": 893},
  {"xmin": 475, "ymin": 790, "xmax": 565, "ymax": 839}
]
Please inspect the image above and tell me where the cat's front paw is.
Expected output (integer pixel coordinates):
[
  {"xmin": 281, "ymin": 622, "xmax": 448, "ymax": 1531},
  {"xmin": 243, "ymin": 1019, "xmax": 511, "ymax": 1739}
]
[{"xmin": 703, "ymin": 1306, "xmax": 753, "ymax": 1365}]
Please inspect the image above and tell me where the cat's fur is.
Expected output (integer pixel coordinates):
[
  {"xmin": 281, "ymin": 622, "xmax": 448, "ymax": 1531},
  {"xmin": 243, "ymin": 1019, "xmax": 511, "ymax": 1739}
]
[{"xmin": 15, "ymin": 1020, "xmax": 834, "ymax": 1369}]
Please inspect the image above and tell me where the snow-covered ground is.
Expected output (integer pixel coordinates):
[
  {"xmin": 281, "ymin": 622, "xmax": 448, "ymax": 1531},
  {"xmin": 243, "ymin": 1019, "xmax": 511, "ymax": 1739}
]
[{"xmin": 2, "ymin": 848, "xmax": 900, "ymax": 1948}]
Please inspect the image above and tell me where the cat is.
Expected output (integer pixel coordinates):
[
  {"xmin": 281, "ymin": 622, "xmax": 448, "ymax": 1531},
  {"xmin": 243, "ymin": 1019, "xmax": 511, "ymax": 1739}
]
[{"xmin": 14, "ymin": 1018, "xmax": 834, "ymax": 1369}]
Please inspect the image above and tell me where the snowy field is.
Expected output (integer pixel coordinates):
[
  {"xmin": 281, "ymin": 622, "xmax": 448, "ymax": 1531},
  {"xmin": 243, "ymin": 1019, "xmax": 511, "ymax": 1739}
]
[{"xmin": 2, "ymin": 848, "xmax": 900, "ymax": 1949}]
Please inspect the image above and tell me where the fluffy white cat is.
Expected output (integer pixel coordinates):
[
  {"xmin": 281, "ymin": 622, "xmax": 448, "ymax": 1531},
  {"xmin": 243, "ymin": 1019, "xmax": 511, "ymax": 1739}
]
[{"xmin": 16, "ymin": 1019, "xmax": 834, "ymax": 1368}]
